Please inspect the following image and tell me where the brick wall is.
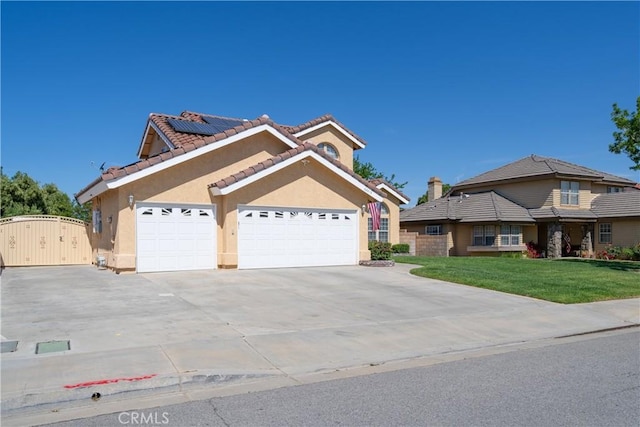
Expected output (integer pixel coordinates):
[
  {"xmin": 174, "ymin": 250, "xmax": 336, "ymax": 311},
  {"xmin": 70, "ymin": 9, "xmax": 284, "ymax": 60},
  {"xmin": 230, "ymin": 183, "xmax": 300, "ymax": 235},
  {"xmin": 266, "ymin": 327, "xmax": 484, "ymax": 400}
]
[
  {"xmin": 400, "ymin": 229, "xmax": 449, "ymax": 257},
  {"xmin": 416, "ymin": 235, "xmax": 449, "ymax": 256},
  {"xmin": 399, "ymin": 229, "xmax": 417, "ymax": 255}
]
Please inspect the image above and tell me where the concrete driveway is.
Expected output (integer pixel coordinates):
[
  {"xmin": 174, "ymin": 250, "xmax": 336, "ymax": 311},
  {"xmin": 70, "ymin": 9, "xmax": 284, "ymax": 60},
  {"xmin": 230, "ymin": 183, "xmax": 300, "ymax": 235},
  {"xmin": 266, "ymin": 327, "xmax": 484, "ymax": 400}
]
[{"xmin": 1, "ymin": 264, "xmax": 638, "ymax": 424}]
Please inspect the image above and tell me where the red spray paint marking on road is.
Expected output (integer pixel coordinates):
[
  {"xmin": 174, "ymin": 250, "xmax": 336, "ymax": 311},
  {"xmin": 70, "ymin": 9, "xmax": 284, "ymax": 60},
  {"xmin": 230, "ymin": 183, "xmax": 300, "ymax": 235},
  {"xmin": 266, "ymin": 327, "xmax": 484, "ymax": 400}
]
[{"xmin": 63, "ymin": 374, "xmax": 157, "ymax": 389}]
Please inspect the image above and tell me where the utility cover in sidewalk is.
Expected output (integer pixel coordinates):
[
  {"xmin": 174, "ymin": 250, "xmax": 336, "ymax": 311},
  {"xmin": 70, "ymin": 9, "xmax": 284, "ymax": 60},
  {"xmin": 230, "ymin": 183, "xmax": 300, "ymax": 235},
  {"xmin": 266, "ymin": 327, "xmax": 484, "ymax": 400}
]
[
  {"xmin": 1, "ymin": 341, "xmax": 18, "ymax": 353},
  {"xmin": 36, "ymin": 340, "xmax": 70, "ymax": 354}
]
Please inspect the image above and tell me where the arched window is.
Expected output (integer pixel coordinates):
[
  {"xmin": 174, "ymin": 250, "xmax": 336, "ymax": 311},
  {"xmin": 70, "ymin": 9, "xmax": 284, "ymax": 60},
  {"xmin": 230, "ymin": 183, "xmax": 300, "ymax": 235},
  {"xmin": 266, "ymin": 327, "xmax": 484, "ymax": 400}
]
[
  {"xmin": 317, "ymin": 143, "xmax": 339, "ymax": 160},
  {"xmin": 368, "ymin": 203, "xmax": 389, "ymax": 242}
]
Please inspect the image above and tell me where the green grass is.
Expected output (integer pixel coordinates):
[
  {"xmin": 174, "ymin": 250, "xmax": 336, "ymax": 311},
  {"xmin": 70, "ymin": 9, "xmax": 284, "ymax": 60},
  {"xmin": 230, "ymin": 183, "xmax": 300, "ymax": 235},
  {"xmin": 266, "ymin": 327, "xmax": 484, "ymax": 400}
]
[{"xmin": 394, "ymin": 256, "xmax": 640, "ymax": 304}]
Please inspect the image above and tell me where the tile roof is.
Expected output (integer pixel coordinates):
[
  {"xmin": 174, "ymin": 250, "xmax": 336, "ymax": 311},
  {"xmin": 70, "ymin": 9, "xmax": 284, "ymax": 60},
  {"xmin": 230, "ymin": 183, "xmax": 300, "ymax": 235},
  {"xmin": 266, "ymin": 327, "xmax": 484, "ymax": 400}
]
[
  {"xmin": 454, "ymin": 155, "xmax": 635, "ymax": 189},
  {"xmin": 281, "ymin": 114, "xmax": 368, "ymax": 148},
  {"xmin": 75, "ymin": 114, "xmax": 296, "ymax": 199},
  {"xmin": 148, "ymin": 112, "xmax": 298, "ymax": 150},
  {"xmin": 528, "ymin": 207, "xmax": 598, "ymax": 221},
  {"xmin": 208, "ymin": 142, "xmax": 385, "ymax": 198},
  {"xmin": 102, "ymin": 116, "xmax": 297, "ymax": 181},
  {"xmin": 400, "ymin": 188, "xmax": 640, "ymax": 224},
  {"xmin": 399, "ymin": 191, "xmax": 534, "ymax": 223},
  {"xmin": 591, "ymin": 190, "xmax": 640, "ymax": 218},
  {"xmin": 368, "ymin": 178, "xmax": 410, "ymax": 203},
  {"xmin": 76, "ymin": 111, "xmax": 370, "ymax": 200},
  {"xmin": 148, "ymin": 113, "xmax": 207, "ymax": 148}
]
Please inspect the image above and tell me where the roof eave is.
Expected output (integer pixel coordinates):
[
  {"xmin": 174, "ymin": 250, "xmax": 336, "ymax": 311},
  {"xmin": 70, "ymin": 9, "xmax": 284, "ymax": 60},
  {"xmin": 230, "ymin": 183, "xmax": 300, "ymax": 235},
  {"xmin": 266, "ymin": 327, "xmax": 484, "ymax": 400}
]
[
  {"xmin": 77, "ymin": 125, "xmax": 298, "ymax": 201},
  {"xmin": 375, "ymin": 183, "xmax": 410, "ymax": 204},
  {"xmin": 294, "ymin": 121, "xmax": 366, "ymax": 149},
  {"xmin": 209, "ymin": 150, "xmax": 384, "ymax": 201},
  {"xmin": 75, "ymin": 179, "xmax": 110, "ymax": 204}
]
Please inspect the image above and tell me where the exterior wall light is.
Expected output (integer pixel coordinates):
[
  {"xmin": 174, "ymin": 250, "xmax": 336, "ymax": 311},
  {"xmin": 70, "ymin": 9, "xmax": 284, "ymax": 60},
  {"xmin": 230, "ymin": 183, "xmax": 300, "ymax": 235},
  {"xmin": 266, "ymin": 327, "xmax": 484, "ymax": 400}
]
[{"xmin": 128, "ymin": 194, "xmax": 134, "ymax": 209}]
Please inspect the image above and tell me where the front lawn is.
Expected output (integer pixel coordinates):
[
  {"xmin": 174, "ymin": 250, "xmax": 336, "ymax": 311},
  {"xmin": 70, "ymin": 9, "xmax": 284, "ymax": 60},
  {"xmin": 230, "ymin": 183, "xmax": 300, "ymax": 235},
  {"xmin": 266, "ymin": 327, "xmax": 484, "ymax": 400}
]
[{"xmin": 394, "ymin": 256, "xmax": 640, "ymax": 304}]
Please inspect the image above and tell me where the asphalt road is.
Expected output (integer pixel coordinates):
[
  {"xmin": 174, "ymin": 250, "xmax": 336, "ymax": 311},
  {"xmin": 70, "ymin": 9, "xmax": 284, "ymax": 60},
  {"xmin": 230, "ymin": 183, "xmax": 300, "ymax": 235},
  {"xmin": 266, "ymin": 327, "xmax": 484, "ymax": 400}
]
[{"xmin": 47, "ymin": 330, "xmax": 640, "ymax": 427}]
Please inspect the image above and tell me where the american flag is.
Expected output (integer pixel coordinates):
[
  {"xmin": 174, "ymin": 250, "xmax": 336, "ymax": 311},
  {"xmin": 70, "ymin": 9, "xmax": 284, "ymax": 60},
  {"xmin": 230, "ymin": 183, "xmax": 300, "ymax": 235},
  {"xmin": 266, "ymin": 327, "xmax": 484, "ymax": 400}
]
[
  {"xmin": 368, "ymin": 202, "xmax": 382, "ymax": 231},
  {"xmin": 564, "ymin": 233, "xmax": 571, "ymax": 254}
]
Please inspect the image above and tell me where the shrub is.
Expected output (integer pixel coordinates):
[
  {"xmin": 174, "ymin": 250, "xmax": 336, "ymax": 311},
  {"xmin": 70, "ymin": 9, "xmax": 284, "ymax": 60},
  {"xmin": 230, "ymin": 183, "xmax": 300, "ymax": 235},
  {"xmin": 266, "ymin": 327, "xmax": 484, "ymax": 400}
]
[
  {"xmin": 369, "ymin": 241, "xmax": 392, "ymax": 260},
  {"xmin": 500, "ymin": 251, "xmax": 524, "ymax": 259},
  {"xmin": 596, "ymin": 244, "xmax": 640, "ymax": 261},
  {"xmin": 620, "ymin": 247, "xmax": 635, "ymax": 261},
  {"xmin": 391, "ymin": 243, "xmax": 410, "ymax": 254},
  {"xmin": 526, "ymin": 241, "xmax": 541, "ymax": 258}
]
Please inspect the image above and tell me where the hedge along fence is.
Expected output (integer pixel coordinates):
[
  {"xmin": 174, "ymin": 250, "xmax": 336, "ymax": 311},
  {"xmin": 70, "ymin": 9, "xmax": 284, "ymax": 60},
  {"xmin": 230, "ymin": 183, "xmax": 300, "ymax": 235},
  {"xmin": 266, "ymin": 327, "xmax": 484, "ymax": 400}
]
[{"xmin": 392, "ymin": 243, "xmax": 410, "ymax": 253}]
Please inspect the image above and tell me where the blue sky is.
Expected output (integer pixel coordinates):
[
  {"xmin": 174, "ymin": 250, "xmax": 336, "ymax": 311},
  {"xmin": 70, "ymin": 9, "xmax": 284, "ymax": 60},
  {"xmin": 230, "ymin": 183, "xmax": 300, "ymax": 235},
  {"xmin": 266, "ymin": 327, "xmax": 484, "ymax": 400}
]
[{"xmin": 2, "ymin": 1, "xmax": 639, "ymax": 206}]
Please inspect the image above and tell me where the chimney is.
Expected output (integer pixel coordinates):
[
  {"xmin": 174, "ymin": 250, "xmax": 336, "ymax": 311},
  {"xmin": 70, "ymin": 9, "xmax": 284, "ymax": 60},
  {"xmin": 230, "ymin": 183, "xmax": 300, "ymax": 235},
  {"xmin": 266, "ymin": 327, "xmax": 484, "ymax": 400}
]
[{"xmin": 428, "ymin": 176, "xmax": 442, "ymax": 201}]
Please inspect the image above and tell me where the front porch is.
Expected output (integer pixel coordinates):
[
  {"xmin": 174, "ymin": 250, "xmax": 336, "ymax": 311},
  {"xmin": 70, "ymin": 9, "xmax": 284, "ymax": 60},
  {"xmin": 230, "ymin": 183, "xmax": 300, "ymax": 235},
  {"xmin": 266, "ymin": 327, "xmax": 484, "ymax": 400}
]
[{"xmin": 537, "ymin": 222, "xmax": 595, "ymax": 258}]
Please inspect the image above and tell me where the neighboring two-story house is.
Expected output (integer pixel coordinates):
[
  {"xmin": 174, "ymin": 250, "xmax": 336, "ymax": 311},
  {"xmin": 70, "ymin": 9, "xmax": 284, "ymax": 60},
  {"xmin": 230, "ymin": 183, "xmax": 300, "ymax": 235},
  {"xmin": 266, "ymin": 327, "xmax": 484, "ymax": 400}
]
[
  {"xmin": 76, "ymin": 111, "xmax": 408, "ymax": 273},
  {"xmin": 399, "ymin": 155, "xmax": 640, "ymax": 258}
]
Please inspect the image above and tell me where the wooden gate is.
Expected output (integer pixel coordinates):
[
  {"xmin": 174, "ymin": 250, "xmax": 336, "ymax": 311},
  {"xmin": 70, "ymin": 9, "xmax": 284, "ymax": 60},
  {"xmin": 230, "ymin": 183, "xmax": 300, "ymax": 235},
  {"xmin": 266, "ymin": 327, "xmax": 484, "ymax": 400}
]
[{"xmin": 0, "ymin": 216, "xmax": 92, "ymax": 266}]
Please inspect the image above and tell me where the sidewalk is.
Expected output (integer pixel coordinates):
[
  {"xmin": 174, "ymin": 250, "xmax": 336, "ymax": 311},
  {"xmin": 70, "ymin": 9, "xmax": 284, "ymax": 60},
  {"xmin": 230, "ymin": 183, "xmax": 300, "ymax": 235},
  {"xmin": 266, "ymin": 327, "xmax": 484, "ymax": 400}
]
[{"xmin": 1, "ymin": 265, "xmax": 638, "ymax": 425}]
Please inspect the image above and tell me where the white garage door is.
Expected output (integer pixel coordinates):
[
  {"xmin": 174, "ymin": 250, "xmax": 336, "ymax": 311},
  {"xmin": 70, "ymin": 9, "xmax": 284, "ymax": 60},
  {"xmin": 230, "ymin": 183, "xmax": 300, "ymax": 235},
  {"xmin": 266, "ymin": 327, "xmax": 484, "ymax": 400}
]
[
  {"xmin": 238, "ymin": 206, "xmax": 358, "ymax": 269},
  {"xmin": 136, "ymin": 204, "xmax": 216, "ymax": 273}
]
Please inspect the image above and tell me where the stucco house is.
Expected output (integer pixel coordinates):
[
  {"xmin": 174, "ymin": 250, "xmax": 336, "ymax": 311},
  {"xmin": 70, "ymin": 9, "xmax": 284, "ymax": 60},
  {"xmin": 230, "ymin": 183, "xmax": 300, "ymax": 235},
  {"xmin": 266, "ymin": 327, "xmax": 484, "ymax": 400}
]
[
  {"xmin": 399, "ymin": 155, "xmax": 640, "ymax": 258},
  {"xmin": 76, "ymin": 111, "xmax": 408, "ymax": 273}
]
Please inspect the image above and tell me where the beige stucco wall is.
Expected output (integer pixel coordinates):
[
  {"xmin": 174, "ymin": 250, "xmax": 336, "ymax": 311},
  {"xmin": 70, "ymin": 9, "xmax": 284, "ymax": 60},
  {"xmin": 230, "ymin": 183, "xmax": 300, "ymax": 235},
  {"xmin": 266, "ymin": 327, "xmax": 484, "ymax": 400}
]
[
  {"xmin": 94, "ymin": 132, "xmax": 289, "ymax": 270},
  {"xmin": 461, "ymin": 179, "xmax": 555, "ymax": 209},
  {"xmin": 216, "ymin": 159, "xmax": 373, "ymax": 267},
  {"xmin": 593, "ymin": 219, "xmax": 640, "ymax": 253},
  {"xmin": 90, "ymin": 130, "xmax": 389, "ymax": 271},
  {"xmin": 522, "ymin": 225, "xmax": 538, "ymax": 246},
  {"xmin": 454, "ymin": 224, "xmax": 473, "ymax": 256},
  {"xmin": 460, "ymin": 179, "xmax": 606, "ymax": 210},
  {"xmin": 91, "ymin": 191, "xmax": 121, "ymax": 267},
  {"xmin": 146, "ymin": 132, "xmax": 169, "ymax": 158},
  {"xmin": 550, "ymin": 180, "xmax": 592, "ymax": 209},
  {"xmin": 401, "ymin": 223, "xmax": 426, "ymax": 234},
  {"xmin": 298, "ymin": 125, "xmax": 356, "ymax": 170},
  {"xmin": 382, "ymin": 194, "xmax": 403, "ymax": 244}
]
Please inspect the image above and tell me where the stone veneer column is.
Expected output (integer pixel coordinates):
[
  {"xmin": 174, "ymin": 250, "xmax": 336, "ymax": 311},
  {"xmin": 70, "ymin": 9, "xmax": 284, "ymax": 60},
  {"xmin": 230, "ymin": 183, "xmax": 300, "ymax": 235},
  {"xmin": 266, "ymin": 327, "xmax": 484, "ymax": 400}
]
[{"xmin": 547, "ymin": 223, "xmax": 563, "ymax": 258}]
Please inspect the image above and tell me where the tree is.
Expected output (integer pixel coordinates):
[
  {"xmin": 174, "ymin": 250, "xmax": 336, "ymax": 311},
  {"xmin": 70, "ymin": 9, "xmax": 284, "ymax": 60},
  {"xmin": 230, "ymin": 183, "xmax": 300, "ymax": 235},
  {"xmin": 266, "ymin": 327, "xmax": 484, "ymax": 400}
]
[
  {"xmin": 42, "ymin": 183, "xmax": 74, "ymax": 217},
  {"xmin": 416, "ymin": 183, "xmax": 451, "ymax": 205},
  {"xmin": 0, "ymin": 170, "xmax": 47, "ymax": 217},
  {"xmin": 0, "ymin": 169, "xmax": 89, "ymax": 221},
  {"xmin": 609, "ymin": 96, "xmax": 640, "ymax": 171},
  {"xmin": 353, "ymin": 155, "xmax": 407, "ymax": 190},
  {"xmin": 72, "ymin": 200, "xmax": 92, "ymax": 223}
]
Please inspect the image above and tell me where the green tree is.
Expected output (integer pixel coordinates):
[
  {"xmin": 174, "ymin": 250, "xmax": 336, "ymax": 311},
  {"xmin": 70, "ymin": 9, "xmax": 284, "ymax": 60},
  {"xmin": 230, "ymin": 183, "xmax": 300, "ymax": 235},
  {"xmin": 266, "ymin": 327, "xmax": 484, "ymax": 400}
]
[
  {"xmin": 0, "ymin": 169, "xmax": 89, "ymax": 221},
  {"xmin": 72, "ymin": 200, "xmax": 92, "ymax": 223},
  {"xmin": 416, "ymin": 183, "xmax": 451, "ymax": 205},
  {"xmin": 609, "ymin": 96, "xmax": 640, "ymax": 171},
  {"xmin": 0, "ymin": 170, "xmax": 47, "ymax": 217},
  {"xmin": 41, "ymin": 183, "xmax": 74, "ymax": 217},
  {"xmin": 353, "ymin": 155, "xmax": 407, "ymax": 190}
]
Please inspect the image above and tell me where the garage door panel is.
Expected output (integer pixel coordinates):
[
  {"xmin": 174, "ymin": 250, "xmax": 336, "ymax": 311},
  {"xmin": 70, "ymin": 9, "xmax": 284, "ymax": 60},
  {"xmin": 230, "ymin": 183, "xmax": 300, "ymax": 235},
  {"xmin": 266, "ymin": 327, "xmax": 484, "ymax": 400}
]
[
  {"xmin": 136, "ymin": 204, "xmax": 216, "ymax": 273},
  {"xmin": 238, "ymin": 206, "xmax": 357, "ymax": 269}
]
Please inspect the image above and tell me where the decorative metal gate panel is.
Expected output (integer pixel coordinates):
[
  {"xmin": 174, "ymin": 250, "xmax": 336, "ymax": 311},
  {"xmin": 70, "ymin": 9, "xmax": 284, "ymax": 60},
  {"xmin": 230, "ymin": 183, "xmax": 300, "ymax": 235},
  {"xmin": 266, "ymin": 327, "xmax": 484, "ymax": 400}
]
[{"xmin": 0, "ymin": 216, "xmax": 91, "ymax": 266}]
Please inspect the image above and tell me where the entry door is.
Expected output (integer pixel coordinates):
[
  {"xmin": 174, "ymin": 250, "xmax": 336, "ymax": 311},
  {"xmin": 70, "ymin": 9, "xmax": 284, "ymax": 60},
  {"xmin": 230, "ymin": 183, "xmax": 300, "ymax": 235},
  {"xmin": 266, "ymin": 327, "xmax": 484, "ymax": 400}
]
[
  {"xmin": 237, "ymin": 206, "xmax": 358, "ymax": 269},
  {"xmin": 136, "ymin": 204, "xmax": 216, "ymax": 273}
]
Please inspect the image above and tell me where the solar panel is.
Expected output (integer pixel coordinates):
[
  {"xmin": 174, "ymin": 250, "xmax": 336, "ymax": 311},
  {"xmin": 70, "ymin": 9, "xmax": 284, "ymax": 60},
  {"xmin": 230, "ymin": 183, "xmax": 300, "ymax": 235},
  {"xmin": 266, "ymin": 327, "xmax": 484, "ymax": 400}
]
[
  {"xmin": 167, "ymin": 119, "xmax": 217, "ymax": 136},
  {"xmin": 201, "ymin": 116, "xmax": 245, "ymax": 133}
]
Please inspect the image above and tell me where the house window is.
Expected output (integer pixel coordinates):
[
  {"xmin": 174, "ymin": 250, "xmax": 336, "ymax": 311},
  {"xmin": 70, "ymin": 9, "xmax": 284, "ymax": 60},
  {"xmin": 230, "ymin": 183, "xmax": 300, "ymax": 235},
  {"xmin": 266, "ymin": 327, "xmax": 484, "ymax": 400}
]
[
  {"xmin": 561, "ymin": 181, "xmax": 579, "ymax": 205},
  {"xmin": 317, "ymin": 143, "xmax": 339, "ymax": 160},
  {"xmin": 500, "ymin": 225, "xmax": 521, "ymax": 246},
  {"xmin": 368, "ymin": 203, "xmax": 389, "ymax": 242},
  {"xmin": 599, "ymin": 223, "xmax": 612, "ymax": 244},
  {"xmin": 607, "ymin": 186, "xmax": 622, "ymax": 193},
  {"xmin": 426, "ymin": 225, "xmax": 442, "ymax": 235},
  {"xmin": 473, "ymin": 225, "xmax": 495, "ymax": 246}
]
